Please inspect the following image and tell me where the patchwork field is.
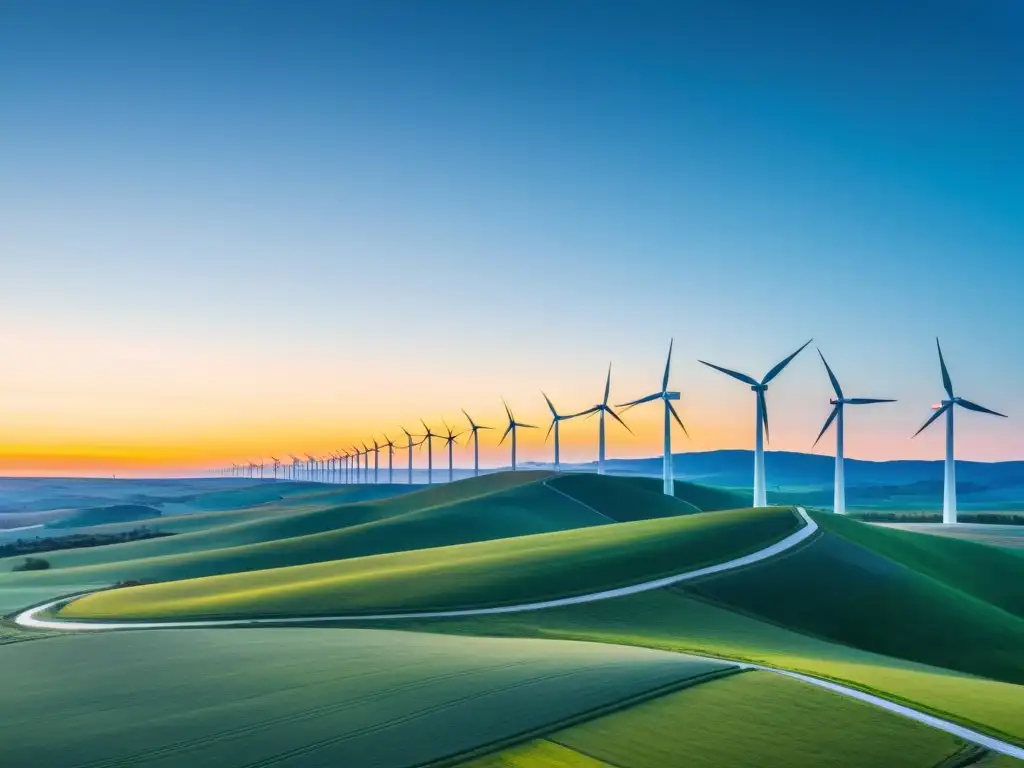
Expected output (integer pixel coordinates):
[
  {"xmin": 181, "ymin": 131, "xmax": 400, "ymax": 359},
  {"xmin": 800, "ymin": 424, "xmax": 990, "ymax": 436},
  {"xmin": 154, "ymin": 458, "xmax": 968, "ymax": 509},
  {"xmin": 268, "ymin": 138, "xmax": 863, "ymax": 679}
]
[{"xmin": 3, "ymin": 471, "xmax": 1024, "ymax": 766}]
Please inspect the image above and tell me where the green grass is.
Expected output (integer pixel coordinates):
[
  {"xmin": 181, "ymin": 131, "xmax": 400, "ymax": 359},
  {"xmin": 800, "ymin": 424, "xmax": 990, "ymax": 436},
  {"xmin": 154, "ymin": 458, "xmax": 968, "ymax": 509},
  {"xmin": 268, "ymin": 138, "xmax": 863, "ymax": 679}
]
[
  {"xmin": 60, "ymin": 506, "xmax": 802, "ymax": 620},
  {"xmin": 547, "ymin": 474, "xmax": 748, "ymax": 519},
  {"xmin": 375, "ymin": 587, "xmax": 1024, "ymax": 747},
  {"xmin": 466, "ymin": 671, "xmax": 970, "ymax": 768},
  {"xmin": 0, "ymin": 627, "xmax": 731, "ymax": 768},
  {"xmin": 687, "ymin": 525, "xmax": 1024, "ymax": 685},
  {"xmin": 813, "ymin": 511, "xmax": 1024, "ymax": 618}
]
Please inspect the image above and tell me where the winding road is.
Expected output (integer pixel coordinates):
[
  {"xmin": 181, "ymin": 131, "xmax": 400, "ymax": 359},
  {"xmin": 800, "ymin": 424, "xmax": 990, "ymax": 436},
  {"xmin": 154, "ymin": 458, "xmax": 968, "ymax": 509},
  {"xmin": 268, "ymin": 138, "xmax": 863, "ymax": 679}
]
[{"xmin": 11, "ymin": 506, "xmax": 1024, "ymax": 760}]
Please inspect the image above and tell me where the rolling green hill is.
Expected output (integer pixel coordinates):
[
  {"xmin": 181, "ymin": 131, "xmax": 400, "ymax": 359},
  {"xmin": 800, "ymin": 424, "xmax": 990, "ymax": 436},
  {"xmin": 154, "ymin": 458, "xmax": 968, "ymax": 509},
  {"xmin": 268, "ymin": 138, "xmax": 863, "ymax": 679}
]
[
  {"xmin": 59, "ymin": 506, "xmax": 802, "ymax": 620},
  {"xmin": 687, "ymin": 516, "xmax": 1024, "ymax": 685},
  {"xmin": 464, "ymin": 671, "xmax": 972, "ymax": 768},
  {"xmin": 44, "ymin": 504, "xmax": 163, "ymax": 529},
  {"xmin": 0, "ymin": 627, "xmax": 732, "ymax": 768},
  {"xmin": 545, "ymin": 474, "xmax": 749, "ymax": 519}
]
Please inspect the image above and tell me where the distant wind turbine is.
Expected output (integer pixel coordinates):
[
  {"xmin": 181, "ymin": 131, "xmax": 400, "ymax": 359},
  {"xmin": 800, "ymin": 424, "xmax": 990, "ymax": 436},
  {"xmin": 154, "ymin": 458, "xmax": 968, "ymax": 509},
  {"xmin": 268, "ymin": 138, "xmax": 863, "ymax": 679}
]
[
  {"xmin": 578, "ymin": 364, "xmax": 632, "ymax": 475},
  {"xmin": 371, "ymin": 438, "xmax": 381, "ymax": 484},
  {"xmin": 289, "ymin": 455, "xmax": 300, "ymax": 481},
  {"xmin": 462, "ymin": 409, "xmax": 492, "ymax": 477},
  {"xmin": 399, "ymin": 427, "xmax": 423, "ymax": 484},
  {"xmin": 913, "ymin": 338, "xmax": 1007, "ymax": 524},
  {"xmin": 442, "ymin": 421, "xmax": 463, "ymax": 483},
  {"xmin": 700, "ymin": 339, "xmax": 812, "ymax": 507},
  {"xmin": 270, "ymin": 457, "xmax": 280, "ymax": 481},
  {"xmin": 381, "ymin": 435, "xmax": 397, "ymax": 484},
  {"xmin": 813, "ymin": 350, "xmax": 895, "ymax": 515},
  {"xmin": 419, "ymin": 420, "xmax": 445, "ymax": 485},
  {"xmin": 351, "ymin": 446, "xmax": 363, "ymax": 484},
  {"xmin": 618, "ymin": 339, "xmax": 688, "ymax": 495},
  {"xmin": 361, "ymin": 442, "xmax": 371, "ymax": 483},
  {"xmin": 542, "ymin": 392, "xmax": 585, "ymax": 473},
  {"xmin": 499, "ymin": 399, "xmax": 536, "ymax": 471}
]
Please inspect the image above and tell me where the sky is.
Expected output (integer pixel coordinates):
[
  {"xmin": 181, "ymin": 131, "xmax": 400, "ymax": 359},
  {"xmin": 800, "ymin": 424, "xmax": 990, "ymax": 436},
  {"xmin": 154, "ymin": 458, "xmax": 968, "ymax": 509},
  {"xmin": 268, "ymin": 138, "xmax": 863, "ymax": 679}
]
[{"xmin": 1, "ymin": 1, "xmax": 1022, "ymax": 476}]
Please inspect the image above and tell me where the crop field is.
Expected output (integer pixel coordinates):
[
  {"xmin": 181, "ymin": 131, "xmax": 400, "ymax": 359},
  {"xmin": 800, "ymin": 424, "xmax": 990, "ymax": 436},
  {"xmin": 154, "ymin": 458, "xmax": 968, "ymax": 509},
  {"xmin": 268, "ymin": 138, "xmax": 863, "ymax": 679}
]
[
  {"xmin": 381, "ymin": 586, "xmax": 1024, "ymax": 747},
  {"xmin": 875, "ymin": 521, "xmax": 1024, "ymax": 550},
  {"xmin": 462, "ymin": 671, "xmax": 973, "ymax": 767},
  {"xmin": 0, "ymin": 627, "xmax": 733, "ymax": 768},
  {"xmin": 59, "ymin": 505, "xmax": 802, "ymax": 620}
]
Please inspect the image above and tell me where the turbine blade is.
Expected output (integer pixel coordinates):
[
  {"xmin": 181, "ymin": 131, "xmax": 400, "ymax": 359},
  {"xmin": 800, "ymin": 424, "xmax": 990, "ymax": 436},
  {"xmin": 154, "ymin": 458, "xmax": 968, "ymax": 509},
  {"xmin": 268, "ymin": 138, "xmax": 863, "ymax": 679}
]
[
  {"xmin": 461, "ymin": 408, "xmax": 476, "ymax": 430},
  {"xmin": 817, "ymin": 349, "xmax": 843, "ymax": 399},
  {"xmin": 698, "ymin": 360, "xmax": 758, "ymax": 386},
  {"xmin": 957, "ymin": 398, "xmax": 1007, "ymax": 418},
  {"xmin": 499, "ymin": 423, "xmax": 513, "ymax": 445},
  {"xmin": 762, "ymin": 339, "xmax": 812, "ymax": 385},
  {"xmin": 617, "ymin": 392, "xmax": 660, "ymax": 410},
  {"xmin": 545, "ymin": 420, "xmax": 555, "ymax": 443},
  {"xmin": 759, "ymin": 389, "xmax": 770, "ymax": 443},
  {"xmin": 606, "ymin": 407, "xmax": 633, "ymax": 435},
  {"xmin": 667, "ymin": 401, "xmax": 689, "ymax": 438},
  {"xmin": 542, "ymin": 391, "xmax": 558, "ymax": 417},
  {"xmin": 502, "ymin": 398, "xmax": 513, "ymax": 422},
  {"xmin": 937, "ymin": 338, "xmax": 954, "ymax": 399},
  {"xmin": 517, "ymin": 421, "xmax": 538, "ymax": 429},
  {"xmin": 662, "ymin": 338, "xmax": 673, "ymax": 392},
  {"xmin": 813, "ymin": 405, "xmax": 840, "ymax": 448},
  {"xmin": 603, "ymin": 363, "xmax": 612, "ymax": 406},
  {"xmin": 846, "ymin": 398, "xmax": 897, "ymax": 405},
  {"xmin": 913, "ymin": 402, "xmax": 950, "ymax": 437}
]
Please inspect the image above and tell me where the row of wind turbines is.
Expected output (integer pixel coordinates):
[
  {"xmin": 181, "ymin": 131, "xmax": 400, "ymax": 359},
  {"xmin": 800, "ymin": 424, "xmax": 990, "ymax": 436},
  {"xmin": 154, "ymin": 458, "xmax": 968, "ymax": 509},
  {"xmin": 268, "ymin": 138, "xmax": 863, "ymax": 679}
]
[{"xmin": 217, "ymin": 338, "xmax": 1006, "ymax": 524}]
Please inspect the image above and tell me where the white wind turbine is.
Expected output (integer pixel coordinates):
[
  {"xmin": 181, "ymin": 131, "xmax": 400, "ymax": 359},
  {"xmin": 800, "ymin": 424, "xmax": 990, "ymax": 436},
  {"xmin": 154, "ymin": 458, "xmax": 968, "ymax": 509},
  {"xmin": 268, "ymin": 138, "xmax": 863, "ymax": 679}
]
[
  {"xmin": 350, "ymin": 446, "xmax": 363, "ymax": 483},
  {"xmin": 442, "ymin": 421, "xmax": 463, "ymax": 483},
  {"xmin": 361, "ymin": 442, "xmax": 371, "ymax": 483},
  {"xmin": 578, "ymin": 364, "xmax": 632, "ymax": 475},
  {"xmin": 618, "ymin": 339, "xmax": 688, "ymax": 495},
  {"xmin": 381, "ymin": 434, "xmax": 397, "ymax": 484},
  {"xmin": 813, "ymin": 350, "xmax": 895, "ymax": 515},
  {"xmin": 700, "ymin": 340, "xmax": 812, "ymax": 507},
  {"xmin": 419, "ymin": 420, "xmax": 446, "ymax": 485},
  {"xmin": 499, "ymin": 399, "xmax": 536, "ymax": 471},
  {"xmin": 399, "ymin": 427, "xmax": 423, "ymax": 484},
  {"xmin": 542, "ymin": 392, "xmax": 586, "ymax": 473},
  {"xmin": 913, "ymin": 338, "xmax": 1007, "ymax": 524},
  {"xmin": 370, "ymin": 438, "xmax": 381, "ymax": 484},
  {"xmin": 462, "ymin": 409, "xmax": 492, "ymax": 477}
]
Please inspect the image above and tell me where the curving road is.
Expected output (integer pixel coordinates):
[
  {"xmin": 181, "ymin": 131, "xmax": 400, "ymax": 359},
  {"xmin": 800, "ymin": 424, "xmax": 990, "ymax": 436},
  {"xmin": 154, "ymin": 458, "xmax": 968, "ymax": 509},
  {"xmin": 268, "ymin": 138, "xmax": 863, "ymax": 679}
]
[{"xmin": 12, "ymin": 506, "xmax": 1024, "ymax": 760}]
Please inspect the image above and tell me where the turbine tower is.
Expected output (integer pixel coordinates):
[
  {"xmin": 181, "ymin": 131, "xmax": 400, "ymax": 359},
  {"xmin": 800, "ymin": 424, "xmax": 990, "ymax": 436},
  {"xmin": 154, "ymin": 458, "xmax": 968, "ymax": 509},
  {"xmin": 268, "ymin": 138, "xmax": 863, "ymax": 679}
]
[
  {"xmin": 420, "ymin": 420, "xmax": 445, "ymax": 485},
  {"xmin": 442, "ymin": 421, "xmax": 463, "ymax": 483},
  {"xmin": 542, "ymin": 392, "xmax": 585, "ymax": 473},
  {"xmin": 618, "ymin": 339, "xmax": 688, "ymax": 495},
  {"xmin": 913, "ymin": 339, "xmax": 1007, "ymax": 524},
  {"xmin": 462, "ymin": 409, "xmax": 492, "ymax": 477},
  {"xmin": 361, "ymin": 442, "xmax": 371, "ymax": 483},
  {"xmin": 578, "ymin": 364, "xmax": 632, "ymax": 475},
  {"xmin": 499, "ymin": 399, "xmax": 536, "ymax": 471},
  {"xmin": 400, "ymin": 427, "xmax": 423, "ymax": 484},
  {"xmin": 371, "ymin": 438, "xmax": 381, "ymax": 484},
  {"xmin": 700, "ymin": 339, "xmax": 812, "ymax": 507},
  {"xmin": 351, "ymin": 446, "xmax": 363, "ymax": 483},
  {"xmin": 813, "ymin": 350, "xmax": 895, "ymax": 515},
  {"xmin": 381, "ymin": 435, "xmax": 397, "ymax": 484}
]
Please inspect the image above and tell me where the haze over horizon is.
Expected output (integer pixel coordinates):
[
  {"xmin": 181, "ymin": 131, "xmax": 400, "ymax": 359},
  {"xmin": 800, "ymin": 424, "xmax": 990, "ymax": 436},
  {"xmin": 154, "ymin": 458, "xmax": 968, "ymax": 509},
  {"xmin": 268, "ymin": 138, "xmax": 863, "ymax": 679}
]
[{"xmin": 2, "ymin": 1, "xmax": 1022, "ymax": 476}]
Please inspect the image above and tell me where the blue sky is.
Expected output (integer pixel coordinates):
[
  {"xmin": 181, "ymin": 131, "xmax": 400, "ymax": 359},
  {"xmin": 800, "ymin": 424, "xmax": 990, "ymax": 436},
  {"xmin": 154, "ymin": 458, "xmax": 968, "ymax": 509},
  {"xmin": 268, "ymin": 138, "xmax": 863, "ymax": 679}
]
[{"xmin": 1, "ymin": 1, "xmax": 1021, "ymax": 472}]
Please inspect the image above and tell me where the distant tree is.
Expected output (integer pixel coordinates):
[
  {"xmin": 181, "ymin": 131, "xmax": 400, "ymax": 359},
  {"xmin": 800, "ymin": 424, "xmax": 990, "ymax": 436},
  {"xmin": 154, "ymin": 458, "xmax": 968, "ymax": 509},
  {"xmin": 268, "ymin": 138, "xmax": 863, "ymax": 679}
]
[{"xmin": 13, "ymin": 557, "xmax": 50, "ymax": 571}]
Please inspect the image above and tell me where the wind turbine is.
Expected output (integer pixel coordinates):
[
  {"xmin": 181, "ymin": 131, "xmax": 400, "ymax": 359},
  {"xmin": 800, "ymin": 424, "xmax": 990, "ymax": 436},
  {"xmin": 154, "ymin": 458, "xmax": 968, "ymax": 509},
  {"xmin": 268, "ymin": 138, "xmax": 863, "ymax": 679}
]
[
  {"xmin": 913, "ymin": 339, "xmax": 1007, "ymax": 524},
  {"xmin": 370, "ymin": 438, "xmax": 381, "ymax": 483},
  {"xmin": 542, "ymin": 393, "xmax": 585, "ymax": 473},
  {"xmin": 700, "ymin": 339, "xmax": 812, "ymax": 507},
  {"xmin": 813, "ymin": 350, "xmax": 895, "ymax": 515},
  {"xmin": 442, "ymin": 421, "xmax": 463, "ymax": 482},
  {"xmin": 381, "ymin": 434, "xmax": 397, "ymax": 484},
  {"xmin": 270, "ymin": 457, "xmax": 280, "ymax": 481},
  {"xmin": 400, "ymin": 427, "xmax": 423, "ymax": 484},
  {"xmin": 578, "ymin": 364, "xmax": 632, "ymax": 475},
  {"xmin": 462, "ymin": 409, "xmax": 492, "ymax": 477},
  {"xmin": 419, "ymin": 420, "xmax": 445, "ymax": 484},
  {"xmin": 361, "ymin": 442, "xmax": 371, "ymax": 483},
  {"xmin": 499, "ymin": 399, "xmax": 536, "ymax": 471},
  {"xmin": 305, "ymin": 454, "xmax": 317, "ymax": 482},
  {"xmin": 618, "ymin": 339, "xmax": 688, "ymax": 495},
  {"xmin": 351, "ymin": 446, "xmax": 363, "ymax": 483},
  {"xmin": 289, "ymin": 455, "xmax": 300, "ymax": 481}
]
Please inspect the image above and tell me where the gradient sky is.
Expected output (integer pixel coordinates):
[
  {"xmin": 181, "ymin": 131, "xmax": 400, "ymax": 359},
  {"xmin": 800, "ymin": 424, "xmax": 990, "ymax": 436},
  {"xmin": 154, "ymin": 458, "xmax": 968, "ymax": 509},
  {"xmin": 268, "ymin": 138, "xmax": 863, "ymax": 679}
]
[{"xmin": 1, "ymin": 1, "xmax": 1022, "ymax": 476}]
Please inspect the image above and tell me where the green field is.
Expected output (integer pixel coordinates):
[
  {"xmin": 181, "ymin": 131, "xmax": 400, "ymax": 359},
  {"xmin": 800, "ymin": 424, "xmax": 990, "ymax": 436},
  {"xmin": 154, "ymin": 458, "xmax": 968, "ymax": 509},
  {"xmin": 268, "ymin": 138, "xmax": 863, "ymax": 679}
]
[
  {"xmin": 464, "ymin": 671, "xmax": 973, "ymax": 767},
  {"xmin": 60, "ymin": 505, "xmax": 801, "ymax": 620},
  {"xmin": 0, "ymin": 626, "xmax": 732, "ymax": 768}
]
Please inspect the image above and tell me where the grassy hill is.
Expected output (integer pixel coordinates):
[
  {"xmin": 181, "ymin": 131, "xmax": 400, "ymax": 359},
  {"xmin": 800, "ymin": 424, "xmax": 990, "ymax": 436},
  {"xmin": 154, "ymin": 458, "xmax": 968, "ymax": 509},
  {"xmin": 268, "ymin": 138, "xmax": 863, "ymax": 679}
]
[
  {"xmin": 44, "ymin": 504, "xmax": 162, "ymax": 529},
  {"xmin": 59, "ymin": 506, "xmax": 803, "ymax": 620},
  {"xmin": 464, "ymin": 671, "xmax": 972, "ymax": 768},
  {"xmin": 0, "ymin": 627, "xmax": 731, "ymax": 768},
  {"xmin": 547, "ymin": 474, "xmax": 748, "ymax": 519}
]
